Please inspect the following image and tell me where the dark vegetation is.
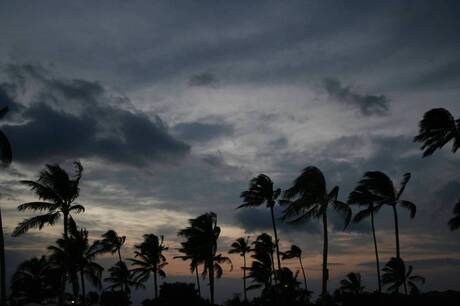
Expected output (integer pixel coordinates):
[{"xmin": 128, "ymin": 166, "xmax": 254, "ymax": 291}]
[{"xmin": 0, "ymin": 105, "xmax": 459, "ymax": 305}]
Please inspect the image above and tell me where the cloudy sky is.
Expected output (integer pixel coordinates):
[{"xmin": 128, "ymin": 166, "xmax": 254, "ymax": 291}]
[{"xmin": 1, "ymin": 0, "xmax": 460, "ymax": 303}]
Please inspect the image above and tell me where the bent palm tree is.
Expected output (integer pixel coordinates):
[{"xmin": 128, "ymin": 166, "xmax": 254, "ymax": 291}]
[
  {"xmin": 174, "ymin": 242, "xmax": 203, "ymax": 297},
  {"xmin": 13, "ymin": 161, "xmax": 84, "ymax": 306},
  {"xmin": 178, "ymin": 212, "xmax": 232, "ymax": 305},
  {"xmin": 229, "ymin": 237, "xmax": 251, "ymax": 301},
  {"xmin": 448, "ymin": 200, "xmax": 460, "ymax": 231},
  {"xmin": 281, "ymin": 244, "xmax": 308, "ymax": 291},
  {"xmin": 104, "ymin": 261, "xmax": 139, "ymax": 296},
  {"xmin": 356, "ymin": 171, "xmax": 416, "ymax": 260},
  {"xmin": 246, "ymin": 233, "xmax": 275, "ymax": 291},
  {"xmin": 348, "ymin": 184, "xmax": 384, "ymax": 293},
  {"xmin": 281, "ymin": 166, "xmax": 351, "ymax": 299},
  {"xmin": 0, "ymin": 106, "xmax": 12, "ymax": 306},
  {"xmin": 130, "ymin": 234, "xmax": 168, "ymax": 299},
  {"xmin": 414, "ymin": 108, "xmax": 460, "ymax": 157},
  {"xmin": 239, "ymin": 174, "xmax": 282, "ymax": 272},
  {"xmin": 95, "ymin": 230, "xmax": 126, "ymax": 292},
  {"xmin": 382, "ymin": 257, "xmax": 425, "ymax": 295},
  {"xmin": 339, "ymin": 272, "xmax": 364, "ymax": 295}
]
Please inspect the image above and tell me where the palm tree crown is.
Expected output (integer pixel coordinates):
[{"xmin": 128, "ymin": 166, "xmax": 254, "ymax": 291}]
[
  {"xmin": 382, "ymin": 257, "xmax": 425, "ymax": 295},
  {"xmin": 229, "ymin": 237, "xmax": 251, "ymax": 301},
  {"xmin": 339, "ymin": 272, "xmax": 364, "ymax": 295},
  {"xmin": 281, "ymin": 244, "xmax": 308, "ymax": 291},
  {"xmin": 414, "ymin": 108, "xmax": 460, "ymax": 157}
]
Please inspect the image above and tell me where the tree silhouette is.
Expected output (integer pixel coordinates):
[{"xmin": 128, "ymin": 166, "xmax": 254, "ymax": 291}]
[
  {"xmin": 339, "ymin": 272, "xmax": 364, "ymax": 295},
  {"xmin": 348, "ymin": 183, "xmax": 384, "ymax": 293},
  {"xmin": 281, "ymin": 244, "xmax": 308, "ymax": 291},
  {"xmin": 239, "ymin": 174, "xmax": 283, "ymax": 272},
  {"xmin": 95, "ymin": 230, "xmax": 126, "ymax": 292},
  {"xmin": 178, "ymin": 212, "xmax": 232, "ymax": 305},
  {"xmin": 355, "ymin": 171, "xmax": 415, "ymax": 260},
  {"xmin": 104, "ymin": 261, "xmax": 140, "ymax": 297},
  {"xmin": 9, "ymin": 256, "xmax": 60, "ymax": 305},
  {"xmin": 13, "ymin": 161, "xmax": 84, "ymax": 306},
  {"xmin": 281, "ymin": 166, "xmax": 351, "ymax": 299},
  {"xmin": 414, "ymin": 108, "xmax": 459, "ymax": 157},
  {"xmin": 246, "ymin": 233, "xmax": 275, "ymax": 291},
  {"xmin": 130, "ymin": 234, "xmax": 168, "ymax": 299},
  {"xmin": 448, "ymin": 200, "xmax": 460, "ymax": 231},
  {"xmin": 174, "ymin": 241, "xmax": 203, "ymax": 297},
  {"xmin": 382, "ymin": 257, "xmax": 425, "ymax": 295},
  {"xmin": 0, "ymin": 106, "xmax": 12, "ymax": 306},
  {"xmin": 229, "ymin": 237, "xmax": 251, "ymax": 301}
]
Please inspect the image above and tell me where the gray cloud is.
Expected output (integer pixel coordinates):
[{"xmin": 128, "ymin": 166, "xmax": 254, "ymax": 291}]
[
  {"xmin": 188, "ymin": 72, "xmax": 218, "ymax": 88},
  {"xmin": 173, "ymin": 121, "xmax": 233, "ymax": 143},
  {"xmin": 323, "ymin": 78, "xmax": 389, "ymax": 116},
  {"xmin": 1, "ymin": 64, "xmax": 189, "ymax": 166}
]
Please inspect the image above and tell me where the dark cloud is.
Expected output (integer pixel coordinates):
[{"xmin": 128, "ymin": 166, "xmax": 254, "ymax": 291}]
[
  {"xmin": 358, "ymin": 258, "xmax": 460, "ymax": 270},
  {"xmin": 323, "ymin": 78, "xmax": 389, "ymax": 116},
  {"xmin": 0, "ymin": 65, "xmax": 189, "ymax": 166},
  {"xmin": 173, "ymin": 121, "xmax": 233, "ymax": 143},
  {"xmin": 188, "ymin": 72, "xmax": 218, "ymax": 88}
]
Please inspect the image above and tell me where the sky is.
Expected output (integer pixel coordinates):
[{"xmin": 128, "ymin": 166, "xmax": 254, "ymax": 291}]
[{"xmin": 0, "ymin": 0, "xmax": 460, "ymax": 303}]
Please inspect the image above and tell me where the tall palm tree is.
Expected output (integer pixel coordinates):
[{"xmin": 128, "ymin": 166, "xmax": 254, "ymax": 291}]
[
  {"xmin": 9, "ymin": 256, "xmax": 60, "ymax": 305},
  {"xmin": 239, "ymin": 174, "xmax": 283, "ymax": 272},
  {"xmin": 178, "ymin": 212, "xmax": 232, "ymax": 305},
  {"xmin": 281, "ymin": 166, "xmax": 351, "ymax": 299},
  {"xmin": 339, "ymin": 272, "xmax": 364, "ymax": 295},
  {"xmin": 13, "ymin": 161, "xmax": 84, "ymax": 306},
  {"xmin": 281, "ymin": 244, "xmax": 308, "ymax": 291},
  {"xmin": 382, "ymin": 257, "xmax": 425, "ymax": 295},
  {"xmin": 355, "ymin": 171, "xmax": 416, "ymax": 260},
  {"xmin": 414, "ymin": 108, "xmax": 459, "ymax": 157},
  {"xmin": 229, "ymin": 237, "xmax": 251, "ymax": 301},
  {"xmin": 0, "ymin": 106, "xmax": 12, "ymax": 306},
  {"xmin": 448, "ymin": 199, "xmax": 460, "ymax": 231},
  {"xmin": 348, "ymin": 184, "xmax": 384, "ymax": 293},
  {"xmin": 130, "ymin": 234, "xmax": 168, "ymax": 299}
]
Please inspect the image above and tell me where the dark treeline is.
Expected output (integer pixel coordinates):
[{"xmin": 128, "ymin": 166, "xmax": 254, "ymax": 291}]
[{"xmin": 0, "ymin": 106, "xmax": 459, "ymax": 306}]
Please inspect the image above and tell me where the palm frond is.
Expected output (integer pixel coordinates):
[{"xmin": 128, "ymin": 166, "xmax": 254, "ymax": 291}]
[
  {"xmin": 17, "ymin": 202, "xmax": 58, "ymax": 212},
  {"xmin": 399, "ymin": 200, "xmax": 416, "ymax": 218},
  {"xmin": 12, "ymin": 212, "xmax": 61, "ymax": 237}
]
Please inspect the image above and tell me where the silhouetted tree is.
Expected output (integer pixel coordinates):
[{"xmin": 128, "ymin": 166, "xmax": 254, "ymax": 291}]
[
  {"xmin": 104, "ymin": 261, "xmax": 139, "ymax": 299},
  {"xmin": 281, "ymin": 244, "xmax": 308, "ymax": 291},
  {"xmin": 130, "ymin": 234, "xmax": 168, "ymax": 299},
  {"xmin": 414, "ymin": 108, "xmax": 459, "ymax": 157},
  {"xmin": 178, "ymin": 212, "xmax": 232, "ymax": 305},
  {"xmin": 382, "ymin": 257, "xmax": 425, "ymax": 295},
  {"xmin": 246, "ymin": 233, "xmax": 275, "ymax": 291},
  {"xmin": 12, "ymin": 161, "xmax": 84, "ymax": 305},
  {"xmin": 281, "ymin": 166, "xmax": 351, "ymax": 300},
  {"xmin": 348, "ymin": 183, "xmax": 384, "ymax": 293},
  {"xmin": 339, "ymin": 272, "xmax": 364, "ymax": 295},
  {"xmin": 239, "ymin": 174, "xmax": 283, "ymax": 272},
  {"xmin": 0, "ymin": 106, "xmax": 12, "ymax": 306},
  {"xmin": 355, "ymin": 172, "xmax": 415, "ymax": 260},
  {"xmin": 448, "ymin": 200, "xmax": 460, "ymax": 231},
  {"xmin": 174, "ymin": 242, "xmax": 203, "ymax": 297},
  {"xmin": 229, "ymin": 237, "xmax": 251, "ymax": 301},
  {"xmin": 9, "ymin": 256, "xmax": 60, "ymax": 305}
]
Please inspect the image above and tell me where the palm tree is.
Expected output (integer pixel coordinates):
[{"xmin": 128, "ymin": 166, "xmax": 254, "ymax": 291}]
[
  {"xmin": 355, "ymin": 171, "xmax": 416, "ymax": 260},
  {"xmin": 130, "ymin": 234, "xmax": 168, "ymax": 299},
  {"xmin": 414, "ymin": 108, "xmax": 459, "ymax": 157},
  {"xmin": 448, "ymin": 199, "xmax": 460, "ymax": 231},
  {"xmin": 382, "ymin": 257, "xmax": 425, "ymax": 295},
  {"xmin": 239, "ymin": 174, "xmax": 283, "ymax": 272},
  {"xmin": 339, "ymin": 272, "xmax": 364, "ymax": 295},
  {"xmin": 178, "ymin": 212, "xmax": 232, "ymax": 305},
  {"xmin": 174, "ymin": 242, "xmax": 203, "ymax": 297},
  {"xmin": 0, "ymin": 106, "xmax": 12, "ymax": 306},
  {"xmin": 104, "ymin": 261, "xmax": 139, "ymax": 296},
  {"xmin": 229, "ymin": 237, "xmax": 251, "ymax": 301},
  {"xmin": 281, "ymin": 244, "xmax": 308, "ymax": 291},
  {"xmin": 13, "ymin": 161, "xmax": 84, "ymax": 306},
  {"xmin": 246, "ymin": 233, "xmax": 275, "ymax": 291},
  {"xmin": 348, "ymin": 184, "xmax": 384, "ymax": 293},
  {"xmin": 97, "ymin": 230, "xmax": 126, "ymax": 264},
  {"xmin": 281, "ymin": 166, "xmax": 351, "ymax": 299}
]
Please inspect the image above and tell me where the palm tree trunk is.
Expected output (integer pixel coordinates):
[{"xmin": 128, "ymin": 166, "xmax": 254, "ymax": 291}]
[
  {"xmin": 269, "ymin": 205, "xmax": 282, "ymax": 271},
  {"xmin": 370, "ymin": 210, "xmax": 382, "ymax": 293},
  {"xmin": 80, "ymin": 269, "xmax": 87, "ymax": 306},
  {"xmin": 153, "ymin": 269, "xmax": 158, "ymax": 299},
  {"xmin": 243, "ymin": 254, "xmax": 247, "ymax": 301},
  {"xmin": 195, "ymin": 266, "xmax": 201, "ymax": 297},
  {"xmin": 298, "ymin": 256, "xmax": 308, "ymax": 291},
  {"xmin": 209, "ymin": 261, "xmax": 215, "ymax": 305},
  {"xmin": 0, "ymin": 208, "xmax": 7, "ymax": 306},
  {"xmin": 117, "ymin": 249, "xmax": 124, "ymax": 293},
  {"xmin": 60, "ymin": 212, "xmax": 69, "ymax": 306},
  {"xmin": 321, "ymin": 212, "xmax": 329, "ymax": 301},
  {"xmin": 392, "ymin": 205, "xmax": 401, "ymax": 259}
]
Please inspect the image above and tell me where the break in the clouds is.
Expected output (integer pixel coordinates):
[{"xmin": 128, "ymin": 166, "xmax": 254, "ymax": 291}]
[{"xmin": 1, "ymin": 0, "xmax": 460, "ymax": 302}]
